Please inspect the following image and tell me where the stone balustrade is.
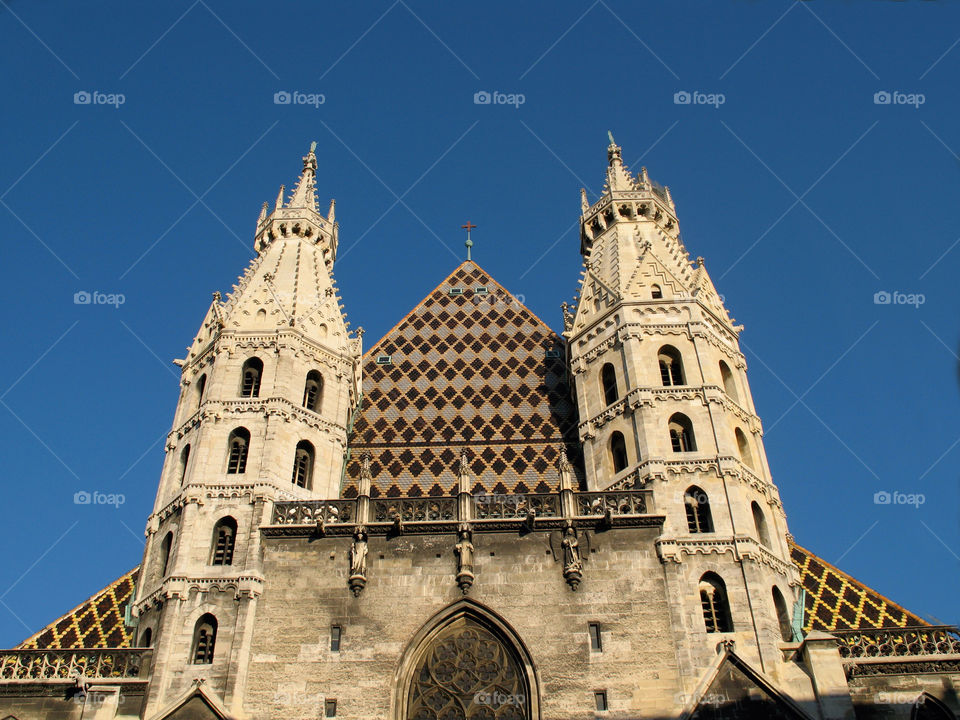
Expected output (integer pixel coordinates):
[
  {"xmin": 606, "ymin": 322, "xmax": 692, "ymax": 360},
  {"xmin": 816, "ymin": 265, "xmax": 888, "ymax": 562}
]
[{"xmin": 0, "ymin": 649, "xmax": 150, "ymax": 682}]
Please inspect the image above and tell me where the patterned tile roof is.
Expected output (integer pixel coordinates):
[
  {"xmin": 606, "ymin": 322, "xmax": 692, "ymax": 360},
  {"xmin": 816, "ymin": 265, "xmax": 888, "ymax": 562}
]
[
  {"xmin": 790, "ymin": 542, "xmax": 927, "ymax": 632},
  {"xmin": 343, "ymin": 261, "xmax": 581, "ymax": 498},
  {"xmin": 15, "ymin": 567, "xmax": 138, "ymax": 649}
]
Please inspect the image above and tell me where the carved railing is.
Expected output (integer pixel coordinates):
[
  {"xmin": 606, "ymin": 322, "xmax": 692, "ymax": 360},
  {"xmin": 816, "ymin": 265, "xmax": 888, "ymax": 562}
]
[
  {"xmin": 835, "ymin": 627, "xmax": 960, "ymax": 660},
  {"xmin": 372, "ymin": 497, "xmax": 456, "ymax": 523},
  {"xmin": 0, "ymin": 649, "xmax": 149, "ymax": 681},
  {"xmin": 272, "ymin": 499, "xmax": 355, "ymax": 525},
  {"xmin": 576, "ymin": 491, "xmax": 648, "ymax": 517},
  {"xmin": 474, "ymin": 493, "xmax": 560, "ymax": 520}
]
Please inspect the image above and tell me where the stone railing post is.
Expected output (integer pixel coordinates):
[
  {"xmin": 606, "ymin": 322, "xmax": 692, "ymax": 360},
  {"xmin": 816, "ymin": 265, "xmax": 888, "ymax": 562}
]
[
  {"xmin": 799, "ymin": 631, "xmax": 855, "ymax": 720},
  {"xmin": 358, "ymin": 453, "xmax": 372, "ymax": 525},
  {"xmin": 557, "ymin": 447, "xmax": 576, "ymax": 518},
  {"xmin": 457, "ymin": 449, "xmax": 474, "ymax": 522}
]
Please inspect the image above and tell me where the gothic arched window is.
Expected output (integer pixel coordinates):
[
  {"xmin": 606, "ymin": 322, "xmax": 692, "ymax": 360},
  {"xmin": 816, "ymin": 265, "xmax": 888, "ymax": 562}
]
[
  {"xmin": 735, "ymin": 428, "xmax": 754, "ymax": 469},
  {"xmin": 211, "ymin": 516, "xmax": 238, "ymax": 566},
  {"xmin": 195, "ymin": 373, "xmax": 207, "ymax": 408},
  {"xmin": 406, "ymin": 615, "xmax": 531, "ymax": 720},
  {"xmin": 140, "ymin": 627, "xmax": 153, "ymax": 647},
  {"xmin": 668, "ymin": 413, "xmax": 696, "ymax": 452},
  {"xmin": 303, "ymin": 370, "xmax": 323, "ymax": 412},
  {"xmin": 699, "ymin": 573, "xmax": 733, "ymax": 633},
  {"xmin": 226, "ymin": 427, "xmax": 250, "ymax": 474},
  {"xmin": 240, "ymin": 357, "xmax": 263, "ymax": 398},
  {"xmin": 719, "ymin": 361, "xmax": 738, "ymax": 401},
  {"xmin": 610, "ymin": 432, "xmax": 628, "ymax": 473},
  {"xmin": 192, "ymin": 614, "xmax": 217, "ymax": 664},
  {"xmin": 658, "ymin": 345, "xmax": 685, "ymax": 386},
  {"xmin": 600, "ymin": 363, "xmax": 618, "ymax": 407},
  {"xmin": 913, "ymin": 694, "xmax": 957, "ymax": 720},
  {"xmin": 179, "ymin": 444, "xmax": 191, "ymax": 485},
  {"xmin": 159, "ymin": 531, "xmax": 173, "ymax": 577},
  {"xmin": 772, "ymin": 586, "xmax": 792, "ymax": 642},
  {"xmin": 752, "ymin": 501, "xmax": 771, "ymax": 548},
  {"xmin": 684, "ymin": 486, "xmax": 713, "ymax": 533},
  {"xmin": 292, "ymin": 440, "xmax": 315, "ymax": 488}
]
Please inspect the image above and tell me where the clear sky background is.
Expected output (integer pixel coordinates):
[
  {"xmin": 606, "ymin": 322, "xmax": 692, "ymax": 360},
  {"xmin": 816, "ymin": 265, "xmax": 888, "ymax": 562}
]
[{"xmin": 0, "ymin": 1, "xmax": 958, "ymax": 647}]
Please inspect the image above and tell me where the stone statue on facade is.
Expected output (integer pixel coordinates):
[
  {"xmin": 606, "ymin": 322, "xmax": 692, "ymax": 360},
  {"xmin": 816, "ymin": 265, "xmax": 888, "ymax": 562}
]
[
  {"xmin": 454, "ymin": 524, "xmax": 475, "ymax": 595},
  {"xmin": 349, "ymin": 525, "xmax": 368, "ymax": 597},
  {"xmin": 561, "ymin": 521, "xmax": 583, "ymax": 591}
]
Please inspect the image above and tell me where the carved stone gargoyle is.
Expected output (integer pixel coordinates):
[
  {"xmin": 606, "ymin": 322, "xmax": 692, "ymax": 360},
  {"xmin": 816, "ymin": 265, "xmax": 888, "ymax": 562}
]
[{"xmin": 348, "ymin": 525, "xmax": 368, "ymax": 597}]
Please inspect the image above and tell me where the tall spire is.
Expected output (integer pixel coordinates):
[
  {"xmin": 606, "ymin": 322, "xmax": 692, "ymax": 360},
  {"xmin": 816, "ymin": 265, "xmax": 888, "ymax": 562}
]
[
  {"xmin": 604, "ymin": 130, "xmax": 634, "ymax": 192},
  {"xmin": 288, "ymin": 141, "xmax": 319, "ymax": 211}
]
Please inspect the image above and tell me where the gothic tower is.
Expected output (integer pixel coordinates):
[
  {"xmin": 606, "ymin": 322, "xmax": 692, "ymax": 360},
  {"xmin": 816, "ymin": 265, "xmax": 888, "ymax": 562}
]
[
  {"xmin": 566, "ymin": 135, "xmax": 800, "ymax": 684},
  {"xmin": 131, "ymin": 144, "xmax": 362, "ymax": 716}
]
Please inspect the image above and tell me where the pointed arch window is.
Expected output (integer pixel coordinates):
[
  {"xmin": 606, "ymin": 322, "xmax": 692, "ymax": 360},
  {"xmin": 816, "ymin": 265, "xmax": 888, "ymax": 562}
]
[
  {"xmin": 226, "ymin": 427, "xmax": 250, "ymax": 474},
  {"xmin": 405, "ymin": 613, "xmax": 532, "ymax": 720},
  {"xmin": 914, "ymin": 694, "xmax": 957, "ymax": 720},
  {"xmin": 699, "ymin": 573, "xmax": 733, "ymax": 633},
  {"xmin": 192, "ymin": 614, "xmax": 217, "ymax": 664},
  {"xmin": 211, "ymin": 516, "xmax": 238, "ymax": 566},
  {"xmin": 292, "ymin": 440, "xmax": 315, "ymax": 489},
  {"xmin": 303, "ymin": 370, "xmax": 323, "ymax": 412},
  {"xmin": 736, "ymin": 428, "xmax": 754, "ymax": 469},
  {"xmin": 752, "ymin": 501, "xmax": 771, "ymax": 548},
  {"xmin": 610, "ymin": 432, "xmax": 628, "ymax": 473},
  {"xmin": 651, "ymin": 284, "xmax": 663, "ymax": 299},
  {"xmin": 179, "ymin": 444, "xmax": 191, "ymax": 485},
  {"xmin": 140, "ymin": 627, "xmax": 153, "ymax": 647},
  {"xmin": 240, "ymin": 358, "xmax": 263, "ymax": 398},
  {"xmin": 658, "ymin": 345, "xmax": 685, "ymax": 386},
  {"xmin": 684, "ymin": 486, "xmax": 713, "ymax": 533},
  {"xmin": 772, "ymin": 586, "xmax": 792, "ymax": 642},
  {"xmin": 195, "ymin": 373, "xmax": 207, "ymax": 408},
  {"xmin": 668, "ymin": 413, "xmax": 696, "ymax": 452},
  {"xmin": 159, "ymin": 531, "xmax": 173, "ymax": 577},
  {"xmin": 600, "ymin": 363, "xmax": 618, "ymax": 406},
  {"xmin": 719, "ymin": 361, "xmax": 738, "ymax": 401}
]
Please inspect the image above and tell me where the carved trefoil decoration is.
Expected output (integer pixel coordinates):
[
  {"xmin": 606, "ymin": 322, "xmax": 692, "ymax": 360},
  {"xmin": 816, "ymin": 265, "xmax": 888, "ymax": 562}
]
[
  {"xmin": 454, "ymin": 523, "xmax": 475, "ymax": 595},
  {"xmin": 348, "ymin": 525, "xmax": 368, "ymax": 597}
]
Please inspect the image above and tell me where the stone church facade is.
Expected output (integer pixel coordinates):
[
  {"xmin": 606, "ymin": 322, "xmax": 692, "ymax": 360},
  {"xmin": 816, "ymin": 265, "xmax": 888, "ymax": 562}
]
[{"xmin": 1, "ymin": 139, "xmax": 957, "ymax": 719}]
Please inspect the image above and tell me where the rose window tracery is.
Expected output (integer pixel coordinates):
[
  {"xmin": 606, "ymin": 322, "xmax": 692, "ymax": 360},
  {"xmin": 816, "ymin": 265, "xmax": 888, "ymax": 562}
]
[{"xmin": 407, "ymin": 617, "xmax": 528, "ymax": 720}]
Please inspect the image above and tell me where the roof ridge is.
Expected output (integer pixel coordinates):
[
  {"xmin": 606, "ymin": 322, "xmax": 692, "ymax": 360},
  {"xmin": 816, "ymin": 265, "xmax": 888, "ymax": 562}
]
[{"xmin": 361, "ymin": 261, "xmax": 561, "ymax": 360}]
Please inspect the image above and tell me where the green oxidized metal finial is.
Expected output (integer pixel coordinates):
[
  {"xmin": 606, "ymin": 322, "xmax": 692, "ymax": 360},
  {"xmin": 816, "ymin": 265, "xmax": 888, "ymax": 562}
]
[{"xmin": 607, "ymin": 130, "xmax": 616, "ymax": 145}]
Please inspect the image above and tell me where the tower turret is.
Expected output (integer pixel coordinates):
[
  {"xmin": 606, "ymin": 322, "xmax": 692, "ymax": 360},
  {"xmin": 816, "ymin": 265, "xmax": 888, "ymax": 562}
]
[
  {"xmin": 132, "ymin": 143, "xmax": 361, "ymax": 716},
  {"xmin": 567, "ymin": 134, "xmax": 798, "ymax": 681}
]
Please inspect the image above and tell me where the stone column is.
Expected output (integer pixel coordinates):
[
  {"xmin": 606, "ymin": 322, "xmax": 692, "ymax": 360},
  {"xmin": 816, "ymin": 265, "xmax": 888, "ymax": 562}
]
[{"xmin": 799, "ymin": 631, "xmax": 855, "ymax": 720}]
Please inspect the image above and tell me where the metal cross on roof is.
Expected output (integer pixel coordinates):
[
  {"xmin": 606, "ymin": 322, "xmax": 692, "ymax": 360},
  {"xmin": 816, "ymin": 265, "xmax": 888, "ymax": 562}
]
[{"xmin": 461, "ymin": 221, "xmax": 477, "ymax": 261}]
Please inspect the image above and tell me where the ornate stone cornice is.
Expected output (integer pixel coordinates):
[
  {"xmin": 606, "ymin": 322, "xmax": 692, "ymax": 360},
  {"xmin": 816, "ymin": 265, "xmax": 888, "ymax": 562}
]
[
  {"xmin": 168, "ymin": 397, "xmax": 349, "ymax": 444},
  {"xmin": 133, "ymin": 574, "xmax": 264, "ymax": 612},
  {"xmin": 655, "ymin": 535, "xmax": 796, "ymax": 577}
]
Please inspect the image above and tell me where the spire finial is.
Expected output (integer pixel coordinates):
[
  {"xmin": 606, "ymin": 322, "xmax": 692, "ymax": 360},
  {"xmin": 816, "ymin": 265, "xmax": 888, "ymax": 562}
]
[
  {"xmin": 461, "ymin": 221, "xmax": 476, "ymax": 261},
  {"xmin": 607, "ymin": 130, "xmax": 616, "ymax": 146},
  {"xmin": 288, "ymin": 142, "xmax": 319, "ymax": 211}
]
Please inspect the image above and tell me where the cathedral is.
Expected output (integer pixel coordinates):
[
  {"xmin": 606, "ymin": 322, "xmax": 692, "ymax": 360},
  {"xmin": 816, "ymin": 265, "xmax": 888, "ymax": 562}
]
[{"xmin": 1, "ymin": 137, "xmax": 957, "ymax": 720}]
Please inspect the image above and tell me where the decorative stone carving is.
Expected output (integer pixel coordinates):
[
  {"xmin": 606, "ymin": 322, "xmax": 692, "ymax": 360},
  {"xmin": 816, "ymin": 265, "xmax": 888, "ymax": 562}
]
[
  {"xmin": 560, "ymin": 521, "xmax": 583, "ymax": 591},
  {"xmin": 348, "ymin": 525, "xmax": 368, "ymax": 597},
  {"xmin": 454, "ymin": 523, "xmax": 475, "ymax": 595}
]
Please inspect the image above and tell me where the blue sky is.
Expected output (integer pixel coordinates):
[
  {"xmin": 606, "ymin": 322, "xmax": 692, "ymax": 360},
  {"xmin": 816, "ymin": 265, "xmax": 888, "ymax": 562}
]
[{"xmin": 0, "ymin": 1, "xmax": 958, "ymax": 646}]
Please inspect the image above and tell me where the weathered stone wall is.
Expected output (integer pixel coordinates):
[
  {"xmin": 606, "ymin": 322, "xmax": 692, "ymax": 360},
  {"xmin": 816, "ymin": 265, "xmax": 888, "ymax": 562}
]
[{"xmin": 245, "ymin": 525, "xmax": 686, "ymax": 719}]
